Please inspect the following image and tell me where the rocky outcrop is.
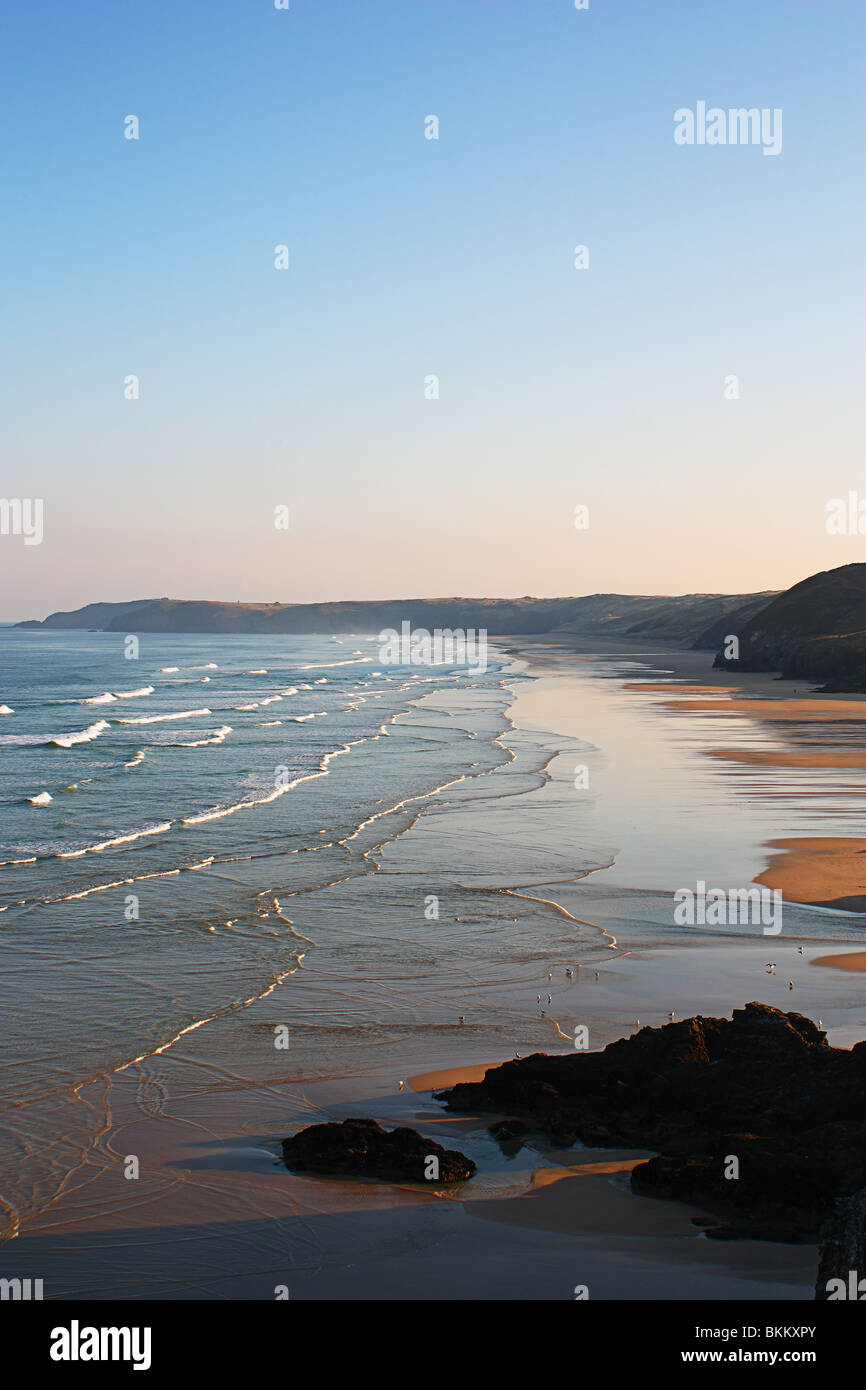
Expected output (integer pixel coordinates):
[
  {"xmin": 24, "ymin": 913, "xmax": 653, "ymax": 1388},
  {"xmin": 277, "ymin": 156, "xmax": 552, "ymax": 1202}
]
[
  {"xmin": 816, "ymin": 1188, "xmax": 866, "ymax": 1299},
  {"xmin": 281, "ymin": 1117, "xmax": 475, "ymax": 1184},
  {"xmin": 712, "ymin": 562, "xmax": 866, "ymax": 689},
  {"xmin": 437, "ymin": 1004, "xmax": 866, "ymax": 1241}
]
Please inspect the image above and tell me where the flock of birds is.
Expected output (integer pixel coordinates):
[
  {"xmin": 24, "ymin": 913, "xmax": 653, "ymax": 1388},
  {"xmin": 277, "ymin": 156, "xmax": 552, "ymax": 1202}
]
[
  {"xmin": 457, "ymin": 947, "xmax": 812, "ymax": 1032},
  {"xmin": 397, "ymin": 947, "xmax": 819, "ymax": 1090}
]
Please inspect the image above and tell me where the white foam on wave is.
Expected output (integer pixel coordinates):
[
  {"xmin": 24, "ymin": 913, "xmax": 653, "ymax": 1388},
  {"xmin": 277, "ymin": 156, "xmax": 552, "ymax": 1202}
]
[
  {"xmin": 48, "ymin": 856, "xmax": 217, "ymax": 904},
  {"xmin": 259, "ymin": 695, "xmax": 282, "ymax": 706},
  {"xmin": 58, "ymin": 820, "xmax": 174, "ymax": 858},
  {"xmin": 50, "ymin": 719, "xmax": 111, "ymax": 748},
  {"xmin": 114, "ymin": 686, "xmax": 155, "ymax": 699},
  {"xmin": 124, "ymin": 749, "xmax": 146, "ymax": 768},
  {"xmin": 247, "ymin": 669, "xmax": 268, "ymax": 674},
  {"xmin": 282, "ymin": 687, "xmax": 298, "ymax": 696},
  {"xmin": 299, "ymin": 658, "xmax": 372, "ymax": 669},
  {"xmin": 260, "ymin": 720, "xmax": 282, "ymax": 726},
  {"xmin": 0, "ymin": 705, "xmax": 13, "ymax": 715},
  {"xmin": 175, "ymin": 724, "xmax": 233, "ymax": 748},
  {"xmin": 161, "ymin": 667, "xmax": 179, "ymax": 673},
  {"xmin": 118, "ymin": 708, "xmax": 211, "ymax": 725},
  {"xmin": 180, "ymin": 736, "xmax": 366, "ymax": 825},
  {"xmin": 234, "ymin": 702, "xmax": 259, "ymax": 711},
  {"xmin": 26, "ymin": 791, "xmax": 53, "ymax": 806},
  {"xmin": 83, "ymin": 691, "xmax": 117, "ymax": 704}
]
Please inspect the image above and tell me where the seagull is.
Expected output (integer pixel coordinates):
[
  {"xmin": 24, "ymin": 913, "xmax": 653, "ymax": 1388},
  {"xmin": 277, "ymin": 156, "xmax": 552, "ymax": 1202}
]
[
  {"xmin": 634, "ymin": 1019, "xmax": 640, "ymax": 1028},
  {"xmin": 547, "ymin": 994, "xmax": 552, "ymax": 1004},
  {"xmin": 398, "ymin": 1080, "xmax": 404, "ymax": 1091},
  {"xmin": 548, "ymin": 972, "xmax": 553, "ymax": 981},
  {"xmin": 668, "ymin": 1012, "xmax": 676, "ymax": 1021},
  {"xmin": 798, "ymin": 946, "xmax": 804, "ymax": 954},
  {"xmin": 594, "ymin": 971, "xmax": 600, "ymax": 981},
  {"xmin": 818, "ymin": 1020, "xmax": 824, "ymax": 1029},
  {"xmin": 537, "ymin": 994, "xmax": 542, "ymax": 1003},
  {"xmin": 458, "ymin": 1015, "xmax": 465, "ymax": 1024},
  {"xmin": 788, "ymin": 982, "xmax": 794, "ymax": 990},
  {"xmin": 765, "ymin": 963, "xmax": 776, "ymax": 974},
  {"xmin": 565, "ymin": 968, "xmax": 573, "ymax": 979}
]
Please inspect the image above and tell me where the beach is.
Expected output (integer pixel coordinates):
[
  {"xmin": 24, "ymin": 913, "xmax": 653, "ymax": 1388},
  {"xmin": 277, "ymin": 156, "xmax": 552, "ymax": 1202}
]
[{"xmin": 2, "ymin": 632, "xmax": 864, "ymax": 1300}]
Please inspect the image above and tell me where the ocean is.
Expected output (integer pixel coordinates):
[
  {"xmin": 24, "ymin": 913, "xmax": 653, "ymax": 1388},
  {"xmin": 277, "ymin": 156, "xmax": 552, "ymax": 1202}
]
[
  {"xmin": 0, "ymin": 628, "xmax": 584, "ymax": 1241},
  {"xmin": 2, "ymin": 629, "xmax": 864, "ymax": 1296}
]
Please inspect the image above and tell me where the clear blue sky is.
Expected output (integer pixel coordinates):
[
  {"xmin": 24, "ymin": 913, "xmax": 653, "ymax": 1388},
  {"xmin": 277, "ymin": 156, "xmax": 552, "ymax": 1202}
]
[{"xmin": 1, "ymin": 0, "xmax": 863, "ymax": 618}]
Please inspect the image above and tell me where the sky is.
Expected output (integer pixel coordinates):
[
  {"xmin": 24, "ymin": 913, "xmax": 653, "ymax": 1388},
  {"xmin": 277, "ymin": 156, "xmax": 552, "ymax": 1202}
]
[{"xmin": 1, "ymin": 0, "xmax": 864, "ymax": 620}]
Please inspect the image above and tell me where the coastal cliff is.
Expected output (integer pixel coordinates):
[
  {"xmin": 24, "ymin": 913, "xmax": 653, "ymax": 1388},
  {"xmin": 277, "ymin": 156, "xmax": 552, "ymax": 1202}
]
[{"xmin": 711, "ymin": 563, "xmax": 866, "ymax": 691}]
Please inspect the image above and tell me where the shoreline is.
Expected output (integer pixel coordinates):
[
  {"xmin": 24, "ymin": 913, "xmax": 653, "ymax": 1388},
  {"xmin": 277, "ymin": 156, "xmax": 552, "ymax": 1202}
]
[
  {"xmin": 4, "ymin": 634, "xmax": 864, "ymax": 1299},
  {"xmin": 503, "ymin": 634, "xmax": 866, "ymax": 917}
]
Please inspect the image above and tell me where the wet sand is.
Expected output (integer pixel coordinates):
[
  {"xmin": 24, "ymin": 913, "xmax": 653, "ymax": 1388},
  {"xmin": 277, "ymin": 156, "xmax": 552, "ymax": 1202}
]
[
  {"xmin": 708, "ymin": 748, "xmax": 866, "ymax": 769},
  {"xmin": 756, "ymin": 838, "xmax": 866, "ymax": 914},
  {"xmin": 654, "ymin": 696, "xmax": 866, "ymax": 720},
  {"xmin": 5, "ymin": 634, "xmax": 864, "ymax": 1301},
  {"xmin": 812, "ymin": 951, "xmax": 866, "ymax": 973},
  {"xmin": 529, "ymin": 637, "xmax": 866, "ymax": 916},
  {"xmin": 407, "ymin": 1062, "xmax": 494, "ymax": 1091}
]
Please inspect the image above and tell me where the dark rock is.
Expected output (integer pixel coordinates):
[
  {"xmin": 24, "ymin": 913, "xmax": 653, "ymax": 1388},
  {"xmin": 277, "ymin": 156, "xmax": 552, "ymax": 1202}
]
[
  {"xmin": 488, "ymin": 1119, "xmax": 531, "ymax": 1141},
  {"xmin": 711, "ymin": 562, "xmax": 866, "ymax": 690},
  {"xmin": 281, "ymin": 1117, "xmax": 475, "ymax": 1184},
  {"xmin": 438, "ymin": 1003, "xmax": 866, "ymax": 1241},
  {"xmin": 816, "ymin": 1187, "xmax": 866, "ymax": 1299}
]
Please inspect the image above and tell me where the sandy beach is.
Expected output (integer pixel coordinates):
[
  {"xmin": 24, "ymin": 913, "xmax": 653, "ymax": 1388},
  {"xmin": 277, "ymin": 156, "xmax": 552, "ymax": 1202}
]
[{"xmin": 4, "ymin": 635, "xmax": 864, "ymax": 1301}]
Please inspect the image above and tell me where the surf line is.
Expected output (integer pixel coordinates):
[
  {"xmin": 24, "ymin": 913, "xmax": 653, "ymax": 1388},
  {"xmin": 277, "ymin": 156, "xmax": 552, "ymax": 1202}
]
[
  {"xmin": 545, "ymin": 1014, "xmax": 574, "ymax": 1042},
  {"xmin": 463, "ymin": 884, "xmax": 621, "ymax": 952}
]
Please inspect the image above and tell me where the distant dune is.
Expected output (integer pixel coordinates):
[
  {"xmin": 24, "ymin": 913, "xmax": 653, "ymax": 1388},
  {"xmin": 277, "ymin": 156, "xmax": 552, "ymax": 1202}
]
[
  {"xmin": 16, "ymin": 591, "xmax": 777, "ymax": 646},
  {"xmin": 21, "ymin": 568, "xmax": 865, "ymax": 688}
]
